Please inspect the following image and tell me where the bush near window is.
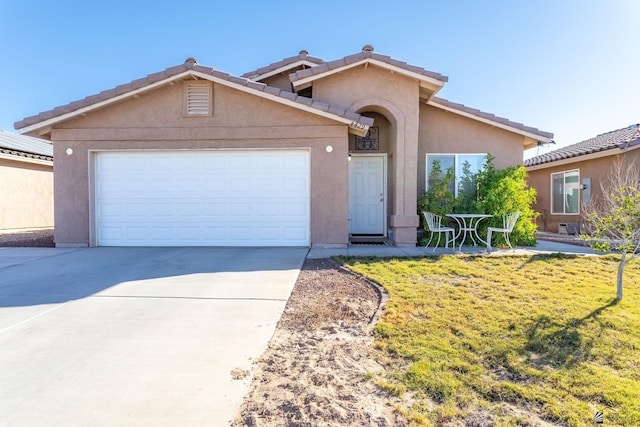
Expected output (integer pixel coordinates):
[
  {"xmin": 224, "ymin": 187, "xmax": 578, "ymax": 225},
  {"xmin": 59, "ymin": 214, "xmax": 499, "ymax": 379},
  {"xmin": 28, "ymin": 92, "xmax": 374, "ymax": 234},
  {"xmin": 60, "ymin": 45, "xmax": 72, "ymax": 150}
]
[{"xmin": 418, "ymin": 154, "xmax": 538, "ymax": 246}]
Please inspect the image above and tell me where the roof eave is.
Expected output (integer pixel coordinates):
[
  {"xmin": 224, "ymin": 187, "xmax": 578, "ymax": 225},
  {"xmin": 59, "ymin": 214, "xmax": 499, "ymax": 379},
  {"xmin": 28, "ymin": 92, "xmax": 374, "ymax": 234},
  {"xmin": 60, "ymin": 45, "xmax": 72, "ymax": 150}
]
[
  {"xmin": 525, "ymin": 144, "xmax": 640, "ymax": 171},
  {"xmin": 427, "ymin": 99, "xmax": 554, "ymax": 146},
  {"xmin": 18, "ymin": 71, "xmax": 195, "ymax": 135},
  {"xmin": 187, "ymin": 70, "xmax": 372, "ymax": 136},
  {"xmin": 18, "ymin": 68, "xmax": 373, "ymax": 138},
  {"xmin": 291, "ymin": 58, "xmax": 447, "ymax": 95},
  {"xmin": 0, "ymin": 152, "xmax": 53, "ymax": 166},
  {"xmin": 246, "ymin": 59, "xmax": 323, "ymax": 82}
]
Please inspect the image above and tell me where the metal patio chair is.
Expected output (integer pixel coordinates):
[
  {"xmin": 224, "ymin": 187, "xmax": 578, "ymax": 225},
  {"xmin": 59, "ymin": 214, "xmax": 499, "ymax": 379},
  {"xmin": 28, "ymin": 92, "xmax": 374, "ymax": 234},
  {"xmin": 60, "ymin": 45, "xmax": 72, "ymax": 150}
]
[
  {"xmin": 487, "ymin": 212, "xmax": 520, "ymax": 251},
  {"xmin": 423, "ymin": 211, "xmax": 455, "ymax": 252}
]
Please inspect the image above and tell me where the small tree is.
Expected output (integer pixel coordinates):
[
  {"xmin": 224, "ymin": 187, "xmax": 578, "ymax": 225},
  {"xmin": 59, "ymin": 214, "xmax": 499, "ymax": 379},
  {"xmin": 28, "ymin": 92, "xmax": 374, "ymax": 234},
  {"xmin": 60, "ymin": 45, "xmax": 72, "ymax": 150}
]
[{"xmin": 581, "ymin": 156, "xmax": 640, "ymax": 300}]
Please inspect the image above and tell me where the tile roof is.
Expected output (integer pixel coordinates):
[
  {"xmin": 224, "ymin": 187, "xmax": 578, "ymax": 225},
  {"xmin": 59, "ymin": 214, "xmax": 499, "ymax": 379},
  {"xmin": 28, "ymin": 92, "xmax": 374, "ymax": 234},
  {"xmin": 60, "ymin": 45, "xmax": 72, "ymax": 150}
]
[
  {"xmin": 14, "ymin": 63, "xmax": 193, "ymax": 130},
  {"xmin": 241, "ymin": 50, "xmax": 325, "ymax": 80},
  {"xmin": 15, "ymin": 61, "xmax": 373, "ymax": 133},
  {"xmin": 289, "ymin": 48, "xmax": 448, "ymax": 86},
  {"xmin": 0, "ymin": 130, "xmax": 53, "ymax": 161},
  {"xmin": 429, "ymin": 97, "xmax": 554, "ymax": 141},
  {"xmin": 524, "ymin": 124, "xmax": 640, "ymax": 167}
]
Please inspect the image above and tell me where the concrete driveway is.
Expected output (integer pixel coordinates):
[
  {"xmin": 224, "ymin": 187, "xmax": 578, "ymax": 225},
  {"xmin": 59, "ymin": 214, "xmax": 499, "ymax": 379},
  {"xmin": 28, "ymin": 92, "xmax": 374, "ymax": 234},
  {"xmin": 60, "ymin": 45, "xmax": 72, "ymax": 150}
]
[{"xmin": 0, "ymin": 247, "xmax": 307, "ymax": 427}]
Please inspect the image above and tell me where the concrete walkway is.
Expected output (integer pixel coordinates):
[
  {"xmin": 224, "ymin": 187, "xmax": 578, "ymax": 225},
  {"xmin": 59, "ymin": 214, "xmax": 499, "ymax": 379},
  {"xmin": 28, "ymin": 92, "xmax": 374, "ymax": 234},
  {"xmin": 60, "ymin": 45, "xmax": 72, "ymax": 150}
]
[
  {"xmin": 307, "ymin": 239, "xmax": 602, "ymax": 258},
  {"xmin": 0, "ymin": 247, "xmax": 306, "ymax": 427}
]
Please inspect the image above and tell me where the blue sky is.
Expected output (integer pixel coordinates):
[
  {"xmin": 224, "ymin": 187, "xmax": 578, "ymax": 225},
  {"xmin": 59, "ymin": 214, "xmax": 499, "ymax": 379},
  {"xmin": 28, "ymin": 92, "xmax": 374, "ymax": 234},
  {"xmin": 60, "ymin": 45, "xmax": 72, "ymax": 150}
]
[{"xmin": 1, "ymin": 0, "xmax": 638, "ymax": 158}]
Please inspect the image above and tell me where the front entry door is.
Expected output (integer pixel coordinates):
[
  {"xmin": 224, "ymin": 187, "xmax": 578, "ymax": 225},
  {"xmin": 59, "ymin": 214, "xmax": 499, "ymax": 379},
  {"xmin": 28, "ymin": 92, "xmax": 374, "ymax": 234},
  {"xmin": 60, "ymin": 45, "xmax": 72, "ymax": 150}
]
[{"xmin": 348, "ymin": 154, "xmax": 386, "ymax": 235}]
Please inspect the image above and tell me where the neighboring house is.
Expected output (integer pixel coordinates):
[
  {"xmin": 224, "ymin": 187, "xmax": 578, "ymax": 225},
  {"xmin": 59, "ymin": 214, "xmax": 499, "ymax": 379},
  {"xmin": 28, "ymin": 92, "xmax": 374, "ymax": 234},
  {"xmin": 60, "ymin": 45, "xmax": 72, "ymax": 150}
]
[
  {"xmin": 0, "ymin": 130, "xmax": 54, "ymax": 230},
  {"xmin": 15, "ymin": 46, "xmax": 552, "ymax": 248},
  {"xmin": 525, "ymin": 124, "xmax": 640, "ymax": 234}
]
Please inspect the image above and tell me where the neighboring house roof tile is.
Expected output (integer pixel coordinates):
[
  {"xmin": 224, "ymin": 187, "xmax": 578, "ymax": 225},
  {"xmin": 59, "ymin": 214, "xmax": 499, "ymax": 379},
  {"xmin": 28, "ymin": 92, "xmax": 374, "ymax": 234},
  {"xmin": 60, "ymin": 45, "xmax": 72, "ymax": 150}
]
[
  {"xmin": 15, "ymin": 61, "xmax": 374, "ymax": 133},
  {"xmin": 524, "ymin": 124, "xmax": 640, "ymax": 167},
  {"xmin": 289, "ymin": 48, "xmax": 449, "ymax": 86},
  {"xmin": 0, "ymin": 147, "xmax": 53, "ymax": 163},
  {"xmin": 428, "ymin": 97, "xmax": 554, "ymax": 142},
  {"xmin": 241, "ymin": 50, "xmax": 325, "ymax": 80},
  {"xmin": 0, "ymin": 130, "xmax": 53, "ymax": 160}
]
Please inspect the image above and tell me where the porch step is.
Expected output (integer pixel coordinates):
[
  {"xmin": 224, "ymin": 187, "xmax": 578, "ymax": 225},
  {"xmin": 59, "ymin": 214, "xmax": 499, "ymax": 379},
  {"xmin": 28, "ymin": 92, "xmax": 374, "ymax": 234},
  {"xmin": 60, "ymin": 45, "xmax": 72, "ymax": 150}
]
[{"xmin": 349, "ymin": 235, "xmax": 389, "ymax": 245}]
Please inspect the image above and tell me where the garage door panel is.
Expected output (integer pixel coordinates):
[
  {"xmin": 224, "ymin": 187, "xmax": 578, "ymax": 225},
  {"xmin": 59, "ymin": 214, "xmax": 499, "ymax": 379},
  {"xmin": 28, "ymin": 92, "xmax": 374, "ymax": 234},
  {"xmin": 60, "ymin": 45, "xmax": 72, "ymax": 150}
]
[
  {"xmin": 284, "ymin": 202, "xmax": 307, "ymax": 216},
  {"xmin": 95, "ymin": 150, "xmax": 309, "ymax": 246},
  {"xmin": 285, "ymin": 227, "xmax": 307, "ymax": 241}
]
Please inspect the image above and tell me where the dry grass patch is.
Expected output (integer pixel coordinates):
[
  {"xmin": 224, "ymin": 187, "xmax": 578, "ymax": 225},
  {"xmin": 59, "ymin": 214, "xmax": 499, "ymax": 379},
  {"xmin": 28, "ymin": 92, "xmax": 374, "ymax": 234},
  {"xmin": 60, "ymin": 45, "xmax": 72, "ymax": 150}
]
[{"xmin": 340, "ymin": 254, "xmax": 640, "ymax": 426}]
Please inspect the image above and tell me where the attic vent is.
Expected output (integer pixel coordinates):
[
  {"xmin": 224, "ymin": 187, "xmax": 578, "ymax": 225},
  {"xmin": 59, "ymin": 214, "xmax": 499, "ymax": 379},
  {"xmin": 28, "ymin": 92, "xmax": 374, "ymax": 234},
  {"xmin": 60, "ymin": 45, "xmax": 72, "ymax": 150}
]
[{"xmin": 184, "ymin": 82, "xmax": 211, "ymax": 116}]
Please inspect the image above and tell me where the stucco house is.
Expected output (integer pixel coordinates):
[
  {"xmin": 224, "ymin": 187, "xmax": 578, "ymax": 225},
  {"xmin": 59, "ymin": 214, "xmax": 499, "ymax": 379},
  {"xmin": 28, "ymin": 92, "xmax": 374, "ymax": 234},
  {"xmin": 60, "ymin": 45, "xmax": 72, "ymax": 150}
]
[
  {"xmin": 15, "ymin": 45, "xmax": 552, "ymax": 248},
  {"xmin": 525, "ymin": 123, "xmax": 640, "ymax": 234},
  {"xmin": 0, "ymin": 130, "xmax": 54, "ymax": 230}
]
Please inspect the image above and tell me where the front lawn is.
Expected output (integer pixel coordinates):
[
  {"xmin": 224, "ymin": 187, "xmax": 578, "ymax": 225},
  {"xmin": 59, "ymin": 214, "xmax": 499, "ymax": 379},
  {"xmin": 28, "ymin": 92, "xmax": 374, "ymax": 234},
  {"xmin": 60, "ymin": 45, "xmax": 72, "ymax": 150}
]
[{"xmin": 341, "ymin": 254, "xmax": 640, "ymax": 426}]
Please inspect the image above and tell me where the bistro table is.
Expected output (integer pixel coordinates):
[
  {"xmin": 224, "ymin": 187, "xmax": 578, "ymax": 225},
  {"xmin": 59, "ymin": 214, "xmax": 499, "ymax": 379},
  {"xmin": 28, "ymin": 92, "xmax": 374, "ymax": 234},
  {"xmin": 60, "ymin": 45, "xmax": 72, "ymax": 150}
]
[{"xmin": 445, "ymin": 213, "xmax": 493, "ymax": 251}]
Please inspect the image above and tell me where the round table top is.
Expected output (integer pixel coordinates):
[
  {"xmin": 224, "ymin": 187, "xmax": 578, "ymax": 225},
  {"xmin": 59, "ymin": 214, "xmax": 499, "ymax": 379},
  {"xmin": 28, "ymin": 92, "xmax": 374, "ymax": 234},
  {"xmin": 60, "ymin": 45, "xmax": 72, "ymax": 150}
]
[{"xmin": 445, "ymin": 213, "xmax": 492, "ymax": 218}]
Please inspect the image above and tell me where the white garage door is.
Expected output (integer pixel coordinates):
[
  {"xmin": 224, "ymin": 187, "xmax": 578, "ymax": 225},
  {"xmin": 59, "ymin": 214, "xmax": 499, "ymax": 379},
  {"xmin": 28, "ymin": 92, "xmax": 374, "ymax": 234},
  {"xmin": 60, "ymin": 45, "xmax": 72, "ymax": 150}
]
[{"xmin": 95, "ymin": 150, "xmax": 310, "ymax": 246}]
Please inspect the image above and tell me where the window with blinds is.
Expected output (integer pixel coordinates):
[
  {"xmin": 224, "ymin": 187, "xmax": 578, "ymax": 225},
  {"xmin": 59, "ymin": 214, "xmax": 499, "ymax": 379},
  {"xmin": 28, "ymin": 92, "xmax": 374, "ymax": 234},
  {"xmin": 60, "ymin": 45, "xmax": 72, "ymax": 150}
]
[{"xmin": 184, "ymin": 82, "xmax": 211, "ymax": 116}]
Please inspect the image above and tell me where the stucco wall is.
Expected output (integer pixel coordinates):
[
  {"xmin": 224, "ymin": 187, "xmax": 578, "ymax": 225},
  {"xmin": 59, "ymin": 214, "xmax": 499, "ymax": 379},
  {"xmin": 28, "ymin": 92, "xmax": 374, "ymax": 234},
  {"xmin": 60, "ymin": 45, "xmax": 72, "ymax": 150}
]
[
  {"xmin": 50, "ymin": 80, "xmax": 350, "ymax": 247},
  {"xmin": 259, "ymin": 72, "xmax": 297, "ymax": 92},
  {"xmin": 312, "ymin": 65, "xmax": 421, "ymax": 246},
  {"xmin": 0, "ymin": 159, "xmax": 53, "ymax": 230},
  {"xmin": 418, "ymin": 104, "xmax": 525, "ymax": 195},
  {"xmin": 526, "ymin": 149, "xmax": 640, "ymax": 232}
]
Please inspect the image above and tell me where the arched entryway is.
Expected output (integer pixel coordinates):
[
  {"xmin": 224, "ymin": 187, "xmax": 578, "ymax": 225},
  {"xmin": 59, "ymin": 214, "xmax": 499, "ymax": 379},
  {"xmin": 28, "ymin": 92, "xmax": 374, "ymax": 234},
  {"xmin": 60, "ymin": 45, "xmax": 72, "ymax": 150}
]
[
  {"xmin": 348, "ymin": 112, "xmax": 392, "ymax": 242},
  {"xmin": 347, "ymin": 98, "xmax": 419, "ymax": 247}
]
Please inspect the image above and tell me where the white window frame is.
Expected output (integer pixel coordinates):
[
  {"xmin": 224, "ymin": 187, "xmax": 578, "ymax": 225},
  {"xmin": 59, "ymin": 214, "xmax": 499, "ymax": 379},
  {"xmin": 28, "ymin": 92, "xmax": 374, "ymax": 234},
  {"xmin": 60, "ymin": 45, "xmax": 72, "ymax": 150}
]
[
  {"xmin": 425, "ymin": 153, "xmax": 487, "ymax": 197},
  {"xmin": 551, "ymin": 169, "xmax": 580, "ymax": 215}
]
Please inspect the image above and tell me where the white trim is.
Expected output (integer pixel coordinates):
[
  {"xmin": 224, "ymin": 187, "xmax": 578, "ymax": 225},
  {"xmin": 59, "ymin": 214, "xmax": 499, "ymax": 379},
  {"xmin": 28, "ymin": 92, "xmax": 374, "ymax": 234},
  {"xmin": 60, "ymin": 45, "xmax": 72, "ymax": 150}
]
[
  {"xmin": 20, "ymin": 69, "xmax": 371, "ymax": 137},
  {"xmin": 550, "ymin": 169, "xmax": 580, "ymax": 215},
  {"xmin": 427, "ymin": 100, "xmax": 553, "ymax": 143},
  {"xmin": 188, "ymin": 71, "xmax": 371, "ymax": 135},
  {"xmin": 248, "ymin": 59, "xmax": 321, "ymax": 81},
  {"xmin": 292, "ymin": 59, "xmax": 446, "ymax": 92},
  {"xmin": 348, "ymin": 153, "xmax": 388, "ymax": 236},
  {"xmin": 19, "ymin": 71, "xmax": 194, "ymax": 134},
  {"xmin": 0, "ymin": 152, "xmax": 53, "ymax": 166},
  {"xmin": 426, "ymin": 153, "xmax": 487, "ymax": 198}
]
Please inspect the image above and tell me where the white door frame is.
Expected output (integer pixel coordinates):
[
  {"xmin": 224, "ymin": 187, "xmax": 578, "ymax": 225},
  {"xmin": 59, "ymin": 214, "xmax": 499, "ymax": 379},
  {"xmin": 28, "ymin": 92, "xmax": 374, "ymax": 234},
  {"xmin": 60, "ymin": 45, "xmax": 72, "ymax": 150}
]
[{"xmin": 348, "ymin": 153, "xmax": 387, "ymax": 236}]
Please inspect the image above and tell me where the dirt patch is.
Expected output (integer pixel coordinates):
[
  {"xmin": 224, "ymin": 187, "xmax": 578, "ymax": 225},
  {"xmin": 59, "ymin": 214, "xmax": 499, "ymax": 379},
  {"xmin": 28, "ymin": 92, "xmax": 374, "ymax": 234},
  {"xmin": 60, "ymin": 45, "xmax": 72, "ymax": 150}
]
[
  {"xmin": 232, "ymin": 258, "xmax": 406, "ymax": 426},
  {"xmin": 0, "ymin": 228, "xmax": 54, "ymax": 247}
]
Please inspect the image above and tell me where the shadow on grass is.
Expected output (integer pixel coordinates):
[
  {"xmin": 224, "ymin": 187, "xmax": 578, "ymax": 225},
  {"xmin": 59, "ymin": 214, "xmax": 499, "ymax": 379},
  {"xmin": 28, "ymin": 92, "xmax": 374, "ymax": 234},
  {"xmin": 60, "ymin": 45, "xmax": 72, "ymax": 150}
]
[
  {"xmin": 516, "ymin": 252, "xmax": 581, "ymax": 270},
  {"xmin": 524, "ymin": 299, "xmax": 619, "ymax": 368}
]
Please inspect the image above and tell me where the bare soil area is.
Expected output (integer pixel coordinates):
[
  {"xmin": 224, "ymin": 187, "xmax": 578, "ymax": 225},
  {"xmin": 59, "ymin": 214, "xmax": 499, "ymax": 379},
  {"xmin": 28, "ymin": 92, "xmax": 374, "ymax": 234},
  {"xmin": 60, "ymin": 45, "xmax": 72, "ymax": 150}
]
[
  {"xmin": 0, "ymin": 228, "xmax": 54, "ymax": 247},
  {"xmin": 232, "ymin": 258, "xmax": 406, "ymax": 426}
]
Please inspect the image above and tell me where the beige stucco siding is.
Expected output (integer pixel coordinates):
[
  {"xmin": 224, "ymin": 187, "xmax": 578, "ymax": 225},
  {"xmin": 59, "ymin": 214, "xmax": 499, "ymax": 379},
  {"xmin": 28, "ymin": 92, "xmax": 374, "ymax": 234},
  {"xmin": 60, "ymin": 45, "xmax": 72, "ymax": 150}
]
[
  {"xmin": 312, "ymin": 65, "xmax": 421, "ymax": 245},
  {"xmin": 526, "ymin": 149, "xmax": 640, "ymax": 232},
  {"xmin": 259, "ymin": 73, "xmax": 296, "ymax": 91},
  {"xmin": 418, "ymin": 104, "xmax": 525, "ymax": 195},
  {"xmin": 0, "ymin": 159, "xmax": 53, "ymax": 230},
  {"xmin": 50, "ymin": 80, "xmax": 350, "ymax": 247}
]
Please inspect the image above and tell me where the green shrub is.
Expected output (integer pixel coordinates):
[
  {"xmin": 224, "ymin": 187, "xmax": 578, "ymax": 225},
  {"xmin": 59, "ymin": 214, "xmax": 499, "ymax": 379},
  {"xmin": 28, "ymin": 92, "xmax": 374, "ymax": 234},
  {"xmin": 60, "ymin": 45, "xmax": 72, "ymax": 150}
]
[
  {"xmin": 418, "ymin": 154, "xmax": 538, "ymax": 246},
  {"xmin": 476, "ymin": 155, "xmax": 538, "ymax": 246}
]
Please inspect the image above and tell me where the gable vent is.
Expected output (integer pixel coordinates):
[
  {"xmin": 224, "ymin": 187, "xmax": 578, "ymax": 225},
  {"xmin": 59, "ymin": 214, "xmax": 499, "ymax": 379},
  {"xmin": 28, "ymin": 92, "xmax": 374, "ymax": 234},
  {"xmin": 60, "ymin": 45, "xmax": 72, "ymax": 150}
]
[{"xmin": 186, "ymin": 83, "xmax": 210, "ymax": 115}]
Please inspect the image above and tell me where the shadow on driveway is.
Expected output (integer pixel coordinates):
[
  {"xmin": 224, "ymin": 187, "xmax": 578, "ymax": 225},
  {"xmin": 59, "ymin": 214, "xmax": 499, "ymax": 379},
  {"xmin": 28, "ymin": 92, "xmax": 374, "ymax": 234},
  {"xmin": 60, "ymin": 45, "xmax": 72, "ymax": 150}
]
[{"xmin": 0, "ymin": 247, "xmax": 308, "ymax": 308}]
